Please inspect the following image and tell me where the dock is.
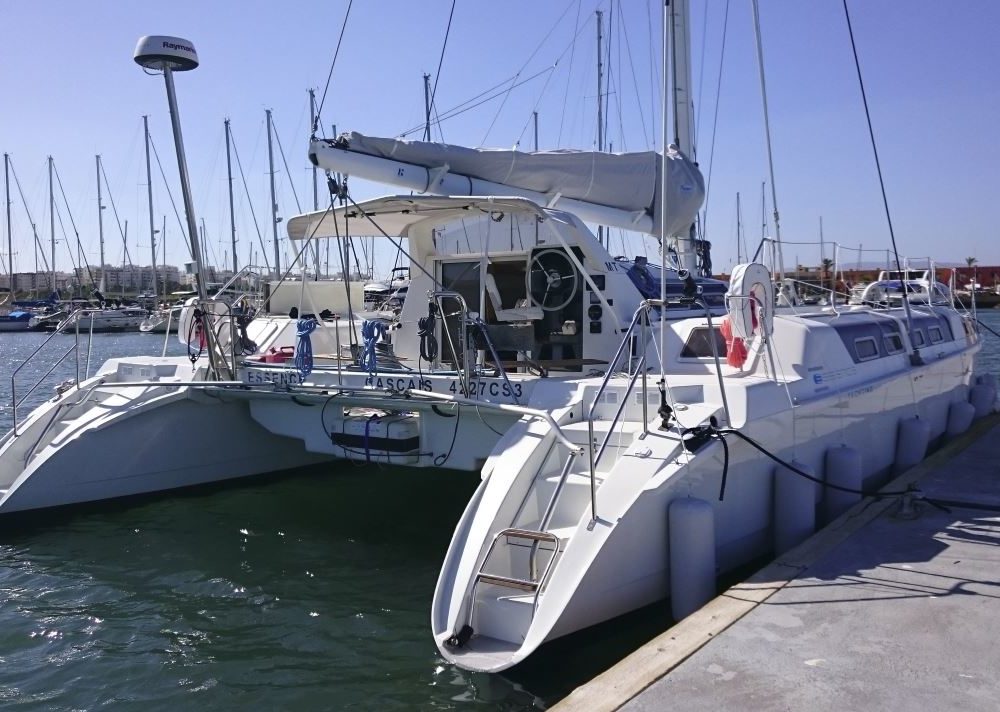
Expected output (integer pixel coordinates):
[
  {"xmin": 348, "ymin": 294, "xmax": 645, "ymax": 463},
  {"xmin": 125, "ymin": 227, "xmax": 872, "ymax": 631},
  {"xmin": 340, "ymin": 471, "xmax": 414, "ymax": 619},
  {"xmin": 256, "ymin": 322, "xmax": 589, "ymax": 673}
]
[{"xmin": 554, "ymin": 414, "xmax": 1000, "ymax": 712}]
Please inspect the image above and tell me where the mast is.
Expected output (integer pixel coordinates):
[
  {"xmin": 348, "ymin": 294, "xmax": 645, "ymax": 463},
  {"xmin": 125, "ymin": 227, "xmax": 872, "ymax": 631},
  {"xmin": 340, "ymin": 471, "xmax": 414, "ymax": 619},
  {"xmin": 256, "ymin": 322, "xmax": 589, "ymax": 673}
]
[
  {"xmin": 224, "ymin": 118, "xmax": 238, "ymax": 274},
  {"xmin": 533, "ymin": 111, "xmax": 539, "ymax": 151},
  {"xmin": 596, "ymin": 10, "xmax": 605, "ymax": 247},
  {"xmin": 266, "ymin": 108, "xmax": 280, "ymax": 277},
  {"xmin": 309, "ymin": 88, "xmax": 320, "ymax": 279},
  {"xmin": 659, "ymin": 0, "xmax": 670, "ymax": 390},
  {"xmin": 48, "ymin": 156, "xmax": 55, "ymax": 292},
  {"xmin": 736, "ymin": 192, "xmax": 742, "ymax": 263},
  {"xmin": 667, "ymin": 0, "xmax": 697, "ymax": 273},
  {"xmin": 162, "ymin": 215, "xmax": 167, "ymax": 291},
  {"xmin": 819, "ymin": 216, "xmax": 825, "ymax": 292},
  {"xmin": 423, "ymin": 73, "xmax": 432, "ymax": 141},
  {"xmin": 4, "ymin": 154, "xmax": 11, "ymax": 291},
  {"xmin": 96, "ymin": 156, "xmax": 105, "ymax": 288},
  {"xmin": 143, "ymin": 115, "xmax": 159, "ymax": 299}
]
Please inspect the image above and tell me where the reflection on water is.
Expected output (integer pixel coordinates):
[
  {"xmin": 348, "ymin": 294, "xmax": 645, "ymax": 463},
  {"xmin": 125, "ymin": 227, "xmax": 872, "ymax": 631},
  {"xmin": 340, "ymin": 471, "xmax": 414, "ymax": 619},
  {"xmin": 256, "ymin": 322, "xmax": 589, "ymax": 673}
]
[{"xmin": 0, "ymin": 314, "xmax": 997, "ymax": 708}]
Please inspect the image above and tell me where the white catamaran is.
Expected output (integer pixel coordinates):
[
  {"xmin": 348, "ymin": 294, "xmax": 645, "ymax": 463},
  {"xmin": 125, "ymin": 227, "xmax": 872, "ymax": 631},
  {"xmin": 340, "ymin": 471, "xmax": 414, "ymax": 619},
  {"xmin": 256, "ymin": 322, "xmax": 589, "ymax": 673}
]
[{"xmin": 0, "ymin": 6, "xmax": 994, "ymax": 675}]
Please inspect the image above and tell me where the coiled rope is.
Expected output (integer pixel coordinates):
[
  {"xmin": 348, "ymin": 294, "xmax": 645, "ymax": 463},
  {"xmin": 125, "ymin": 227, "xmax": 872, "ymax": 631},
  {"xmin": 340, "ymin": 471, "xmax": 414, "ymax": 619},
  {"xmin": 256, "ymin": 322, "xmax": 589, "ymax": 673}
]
[
  {"xmin": 360, "ymin": 319, "xmax": 387, "ymax": 385},
  {"xmin": 294, "ymin": 318, "xmax": 318, "ymax": 379},
  {"xmin": 417, "ymin": 305, "xmax": 439, "ymax": 363}
]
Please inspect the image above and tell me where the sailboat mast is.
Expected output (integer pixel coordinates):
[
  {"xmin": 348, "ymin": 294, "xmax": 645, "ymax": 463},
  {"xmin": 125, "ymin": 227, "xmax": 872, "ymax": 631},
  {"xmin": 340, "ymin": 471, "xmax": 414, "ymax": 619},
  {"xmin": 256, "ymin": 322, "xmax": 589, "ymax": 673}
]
[
  {"xmin": 819, "ymin": 215, "xmax": 825, "ymax": 291},
  {"xmin": 736, "ymin": 192, "xmax": 742, "ymax": 263},
  {"xmin": 266, "ymin": 108, "xmax": 280, "ymax": 277},
  {"xmin": 224, "ymin": 118, "xmax": 238, "ymax": 274},
  {"xmin": 309, "ymin": 88, "xmax": 320, "ymax": 279},
  {"xmin": 48, "ymin": 156, "xmax": 55, "ymax": 292},
  {"xmin": 4, "ymin": 154, "xmax": 11, "ymax": 288},
  {"xmin": 162, "ymin": 215, "xmax": 167, "ymax": 288},
  {"xmin": 143, "ymin": 115, "xmax": 158, "ymax": 299},
  {"xmin": 667, "ymin": 0, "xmax": 697, "ymax": 273},
  {"xmin": 96, "ymin": 156, "xmax": 105, "ymax": 287},
  {"xmin": 596, "ymin": 9, "xmax": 605, "ymax": 248},
  {"xmin": 659, "ymin": 0, "xmax": 670, "ymax": 388},
  {"xmin": 423, "ymin": 74, "xmax": 432, "ymax": 141}
]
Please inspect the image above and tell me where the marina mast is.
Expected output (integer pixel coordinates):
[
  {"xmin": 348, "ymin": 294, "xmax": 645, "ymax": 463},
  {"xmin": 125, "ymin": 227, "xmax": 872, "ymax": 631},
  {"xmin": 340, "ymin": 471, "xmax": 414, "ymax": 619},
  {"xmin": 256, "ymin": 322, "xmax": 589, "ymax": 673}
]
[
  {"xmin": 96, "ymin": 156, "xmax": 105, "ymax": 287},
  {"xmin": 4, "ymin": 154, "xmax": 11, "ymax": 287},
  {"xmin": 266, "ymin": 108, "xmax": 280, "ymax": 277},
  {"xmin": 143, "ymin": 116, "xmax": 159, "ymax": 299},
  {"xmin": 224, "ymin": 119, "xmax": 238, "ymax": 274},
  {"xmin": 48, "ymin": 156, "xmax": 55, "ymax": 292}
]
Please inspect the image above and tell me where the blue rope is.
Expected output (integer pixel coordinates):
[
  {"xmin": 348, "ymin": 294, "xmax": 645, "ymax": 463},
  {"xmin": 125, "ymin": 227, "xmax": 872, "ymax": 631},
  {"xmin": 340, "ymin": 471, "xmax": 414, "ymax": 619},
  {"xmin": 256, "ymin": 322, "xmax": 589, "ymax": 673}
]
[
  {"xmin": 294, "ymin": 318, "xmax": 318, "ymax": 379},
  {"xmin": 360, "ymin": 319, "xmax": 387, "ymax": 385}
]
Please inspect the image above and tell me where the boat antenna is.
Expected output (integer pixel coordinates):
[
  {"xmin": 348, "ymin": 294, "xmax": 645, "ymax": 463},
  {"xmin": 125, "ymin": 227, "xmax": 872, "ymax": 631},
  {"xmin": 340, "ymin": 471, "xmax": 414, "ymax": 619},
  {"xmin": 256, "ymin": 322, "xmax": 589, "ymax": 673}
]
[{"xmin": 841, "ymin": 0, "xmax": 920, "ymax": 364}]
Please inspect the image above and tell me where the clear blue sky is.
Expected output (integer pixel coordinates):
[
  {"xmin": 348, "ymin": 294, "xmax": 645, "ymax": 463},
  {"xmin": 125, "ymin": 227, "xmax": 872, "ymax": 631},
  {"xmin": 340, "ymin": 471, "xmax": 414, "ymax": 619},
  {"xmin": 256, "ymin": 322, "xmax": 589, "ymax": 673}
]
[{"xmin": 2, "ymin": 0, "xmax": 998, "ymax": 279}]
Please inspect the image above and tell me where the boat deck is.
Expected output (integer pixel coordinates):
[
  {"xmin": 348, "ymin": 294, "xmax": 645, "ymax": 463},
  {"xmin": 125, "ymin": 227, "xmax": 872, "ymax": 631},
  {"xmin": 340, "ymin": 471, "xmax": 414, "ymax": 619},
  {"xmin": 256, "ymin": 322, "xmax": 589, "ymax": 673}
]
[{"xmin": 555, "ymin": 414, "xmax": 1000, "ymax": 712}]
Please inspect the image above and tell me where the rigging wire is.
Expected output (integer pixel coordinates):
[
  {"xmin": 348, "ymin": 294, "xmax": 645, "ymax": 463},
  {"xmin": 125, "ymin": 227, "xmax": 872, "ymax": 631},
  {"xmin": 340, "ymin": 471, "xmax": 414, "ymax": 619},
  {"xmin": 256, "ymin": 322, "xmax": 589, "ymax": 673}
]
[
  {"xmin": 557, "ymin": 0, "xmax": 584, "ymax": 148},
  {"xmin": 841, "ymin": 0, "xmax": 919, "ymax": 361},
  {"xmin": 399, "ymin": 69, "xmax": 554, "ymax": 138},
  {"xmin": 52, "ymin": 161, "xmax": 94, "ymax": 286},
  {"xmin": 229, "ymin": 130, "xmax": 272, "ymax": 273},
  {"xmin": 147, "ymin": 135, "xmax": 193, "ymax": 259},
  {"xmin": 313, "ymin": 0, "xmax": 354, "ymax": 133},
  {"xmin": 428, "ymin": 0, "xmax": 457, "ymax": 121},
  {"xmin": 750, "ymin": 0, "xmax": 784, "ymax": 278},
  {"xmin": 481, "ymin": 0, "xmax": 590, "ymax": 146},
  {"xmin": 8, "ymin": 158, "xmax": 51, "ymax": 275},
  {"xmin": 694, "ymin": 0, "xmax": 709, "ymax": 140},
  {"xmin": 700, "ymin": 0, "xmax": 731, "ymax": 241},
  {"xmin": 646, "ymin": 0, "xmax": 660, "ymax": 151},
  {"xmin": 617, "ymin": 0, "xmax": 651, "ymax": 149},
  {"xmin": 98, "ymin": 160, "xmax": 134, "ymax": 271},
  {"xmin": 271, "ymin": 116, "xmax": 303, "ymax": 212}
]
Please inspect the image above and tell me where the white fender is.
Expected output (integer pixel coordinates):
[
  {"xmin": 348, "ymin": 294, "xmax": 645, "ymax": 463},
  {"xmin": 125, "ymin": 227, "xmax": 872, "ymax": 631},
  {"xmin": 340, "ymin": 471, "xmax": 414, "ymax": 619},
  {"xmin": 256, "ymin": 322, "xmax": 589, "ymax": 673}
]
[{"xmin": 725, "ymin": 263, "xmax": 774, "ymax": 340}]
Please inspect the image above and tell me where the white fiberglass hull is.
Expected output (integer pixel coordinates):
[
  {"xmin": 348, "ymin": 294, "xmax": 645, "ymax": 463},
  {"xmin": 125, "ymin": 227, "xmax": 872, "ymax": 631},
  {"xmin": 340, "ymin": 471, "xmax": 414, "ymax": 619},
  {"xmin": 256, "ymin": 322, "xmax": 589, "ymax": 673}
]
[
  {"xmin": 0, "ymin": 360, "xmax": 331, "ymax": 514},
  {"xmin": 432, "ymin": 344, "xmax": 978, "ymax": 672}
]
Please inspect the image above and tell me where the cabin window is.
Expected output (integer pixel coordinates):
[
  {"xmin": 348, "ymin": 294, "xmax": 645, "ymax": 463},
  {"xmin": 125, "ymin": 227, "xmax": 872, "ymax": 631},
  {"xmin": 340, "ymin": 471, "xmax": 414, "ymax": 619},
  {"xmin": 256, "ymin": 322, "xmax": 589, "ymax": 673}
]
[
  {"xmin": 883, "ymin": 332, "xmax": 904, "ymax": 354},
  {"xmin": 854, "ymin": 337, "xmax": 879, "ymax": 361},
  {"xmin": 680, "ymin": 327, "xmax": 728, "ymax": 359},
  {"xmin": 928, "ymin": 326, "xmax": 943, "ymax": 344},
  {"xmin": 912, "ymin": 329, "xmax": 926, "ymax": 347}
]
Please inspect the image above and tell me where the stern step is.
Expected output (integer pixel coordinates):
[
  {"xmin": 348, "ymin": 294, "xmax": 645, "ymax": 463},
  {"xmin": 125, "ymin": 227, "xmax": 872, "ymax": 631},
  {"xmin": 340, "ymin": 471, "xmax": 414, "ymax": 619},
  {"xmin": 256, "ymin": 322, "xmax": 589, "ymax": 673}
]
[{"xmin": 476, "ymin": 574, "xmax": 538, "ymax": 592}]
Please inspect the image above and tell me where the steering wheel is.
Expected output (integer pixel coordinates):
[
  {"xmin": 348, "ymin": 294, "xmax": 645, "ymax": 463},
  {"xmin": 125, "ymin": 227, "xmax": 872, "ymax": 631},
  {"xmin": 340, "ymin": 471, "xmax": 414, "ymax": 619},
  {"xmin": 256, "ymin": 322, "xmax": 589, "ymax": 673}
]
[{"xmin": 526, "ymin": 249, "xmax": 579, "ymax": 312}]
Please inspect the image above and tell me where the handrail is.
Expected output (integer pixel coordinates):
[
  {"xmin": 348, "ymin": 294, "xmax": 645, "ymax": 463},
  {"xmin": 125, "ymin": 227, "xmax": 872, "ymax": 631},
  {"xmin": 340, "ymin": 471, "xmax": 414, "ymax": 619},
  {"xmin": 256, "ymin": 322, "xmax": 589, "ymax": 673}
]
[
  {"xmin": 10, "ymin": 306, "xmax": 99, "ymax": 435},
  {"xmin": 427, "ymin": 289, "xmax": 521, "ymax": 405},
  {"xmin": 529, "ymin": 451, "xmax": 577, "ymax": 580},
  {"xmin": 468, "ymin": 314, "xmax": 521, "ymax": 405},
  {"xmin": 429, "ymin": 290, "xmax": 472, "ymax": 399},
  {"xmin": 583, "ymin": 302, "xmax": 656, "ymax": 524},
  {"xmin": 22, "ymin": 378, "xmax": 106, "ymax": 465},
  {"xmin": 212, "ymin": 264, "xmax": 268, "ymax": 298}
]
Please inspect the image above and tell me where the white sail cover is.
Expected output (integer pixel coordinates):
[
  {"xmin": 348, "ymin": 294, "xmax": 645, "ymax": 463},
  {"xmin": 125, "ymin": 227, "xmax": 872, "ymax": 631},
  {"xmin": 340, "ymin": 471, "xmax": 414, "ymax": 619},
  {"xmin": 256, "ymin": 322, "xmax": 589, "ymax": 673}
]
[{"xmin": 325, "ymin": 132, "xmax": 705, "ymax": 238}]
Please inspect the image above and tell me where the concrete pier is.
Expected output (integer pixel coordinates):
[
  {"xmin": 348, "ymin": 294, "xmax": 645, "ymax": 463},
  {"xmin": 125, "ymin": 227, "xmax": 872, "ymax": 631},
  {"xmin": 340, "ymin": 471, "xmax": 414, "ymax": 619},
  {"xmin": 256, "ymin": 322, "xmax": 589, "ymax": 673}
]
[{"xmin": 555, "ymin": 415, "xmax": 1000, "ymax": 712}]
